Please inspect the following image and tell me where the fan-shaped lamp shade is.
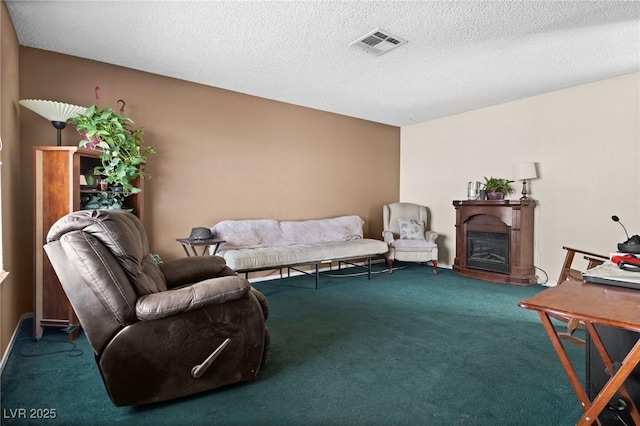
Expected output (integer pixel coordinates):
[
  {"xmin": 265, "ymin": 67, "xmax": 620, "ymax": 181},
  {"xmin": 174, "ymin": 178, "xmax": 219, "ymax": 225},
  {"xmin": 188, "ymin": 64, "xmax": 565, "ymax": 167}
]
[{"xmin": 19, "ymin": 99, "xmax": 87, "ymax": 146}]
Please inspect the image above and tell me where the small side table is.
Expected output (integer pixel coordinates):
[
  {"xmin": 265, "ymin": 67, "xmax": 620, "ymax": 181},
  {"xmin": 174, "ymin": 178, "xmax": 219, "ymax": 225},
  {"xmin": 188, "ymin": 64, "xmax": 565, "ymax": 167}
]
[
  {"xmin": 176, "ymin": 238, "xmax": 226, "ymax": 257},
  {"xmin": 518, "ymin": 279, "xmax": 640, "ymax": 425}
]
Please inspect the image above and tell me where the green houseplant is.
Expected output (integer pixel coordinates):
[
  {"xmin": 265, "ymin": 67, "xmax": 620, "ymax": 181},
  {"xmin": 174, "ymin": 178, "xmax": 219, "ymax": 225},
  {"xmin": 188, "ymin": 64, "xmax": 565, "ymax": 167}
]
[
  {"xmin": 80, "ymin": 192, "xmax": 126, "ymax": 210},
  {"xmin": 483, "ymin": 176, "xmax": 514, "ymax": 200},
  {"xmin": 69, "ymin": 104, "xmax": 155, "ymax": 196}
]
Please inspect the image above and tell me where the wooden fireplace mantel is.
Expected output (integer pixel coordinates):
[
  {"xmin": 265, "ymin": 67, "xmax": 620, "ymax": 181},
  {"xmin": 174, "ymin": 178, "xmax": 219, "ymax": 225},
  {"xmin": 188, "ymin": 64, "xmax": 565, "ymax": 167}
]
[{"xmin": 452, "ymin": 199, "xmax": 536, "ymax": 285}]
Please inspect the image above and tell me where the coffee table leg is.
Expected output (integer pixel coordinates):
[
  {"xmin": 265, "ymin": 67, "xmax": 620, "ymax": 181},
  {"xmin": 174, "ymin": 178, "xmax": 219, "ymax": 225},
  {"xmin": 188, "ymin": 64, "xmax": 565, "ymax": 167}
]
[{"xmin": 538, "ymin": 312, "xmax": 596, "ymax": 423}]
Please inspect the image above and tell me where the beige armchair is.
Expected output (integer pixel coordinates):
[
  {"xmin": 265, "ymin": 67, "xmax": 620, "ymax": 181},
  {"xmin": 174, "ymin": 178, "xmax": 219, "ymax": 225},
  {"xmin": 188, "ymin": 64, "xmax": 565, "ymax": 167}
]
[{"xmin": 382, "ymin": 202, "xmax": 438, "ymax": 274}]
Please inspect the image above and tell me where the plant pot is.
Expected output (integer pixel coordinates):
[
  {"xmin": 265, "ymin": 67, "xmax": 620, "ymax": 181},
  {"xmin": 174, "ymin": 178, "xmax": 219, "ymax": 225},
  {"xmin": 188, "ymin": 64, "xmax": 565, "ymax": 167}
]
[{"xmin": 487, "ymin": 190, "xmax": 504, "ymax": 200}]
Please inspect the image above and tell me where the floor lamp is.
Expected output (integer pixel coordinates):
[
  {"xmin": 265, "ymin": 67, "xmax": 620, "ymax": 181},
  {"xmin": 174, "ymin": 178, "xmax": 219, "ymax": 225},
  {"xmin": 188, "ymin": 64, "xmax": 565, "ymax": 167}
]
[{"xmin": 19, "ymin": 99, "xmax": 87, "ymax": 146}]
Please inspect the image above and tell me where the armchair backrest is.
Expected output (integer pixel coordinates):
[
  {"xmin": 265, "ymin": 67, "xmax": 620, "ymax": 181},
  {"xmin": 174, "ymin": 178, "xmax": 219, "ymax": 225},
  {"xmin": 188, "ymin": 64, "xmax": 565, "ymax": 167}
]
[
  {"xmin": 383, "ymin": 202, "xmax": 429, "ymax": 237},
  {"xmin": 45, "ymin": 210, "xmax": 166, "ymax": 352}
]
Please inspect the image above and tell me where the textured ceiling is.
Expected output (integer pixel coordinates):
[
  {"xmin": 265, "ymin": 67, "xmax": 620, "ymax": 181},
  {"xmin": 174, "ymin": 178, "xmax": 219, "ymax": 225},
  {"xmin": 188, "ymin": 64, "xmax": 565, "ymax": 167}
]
[{"xmin": 6, "ymin": 1, "xmax": 640, "ymax": 127}]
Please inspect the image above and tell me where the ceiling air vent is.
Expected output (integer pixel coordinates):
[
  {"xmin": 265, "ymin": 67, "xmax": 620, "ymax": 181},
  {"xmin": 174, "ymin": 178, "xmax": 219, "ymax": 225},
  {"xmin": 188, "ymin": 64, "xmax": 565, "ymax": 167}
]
[{"xmin": 350, "ymin": 28, "xmax": 407, "ymax": 56}]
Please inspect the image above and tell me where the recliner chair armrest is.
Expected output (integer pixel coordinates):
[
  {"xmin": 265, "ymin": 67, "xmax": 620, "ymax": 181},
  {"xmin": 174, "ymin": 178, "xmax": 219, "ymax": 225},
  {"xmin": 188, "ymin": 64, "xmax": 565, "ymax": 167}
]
[
  {"xmin": 136, "ymin": 275, "xmax": 250, "ymax": 320},
  {"xmin": 159, "ymin": 256, "xmax": 234, "ymax": 289},
  {"xmin": 382, "ymin": 231, "xmax": 395, "ymax": 244},
  {"xmin": 425, "ymin": 231, "xmax": 438, "ymax": 243},
  {"xmin": 250, "ymin": 287, "xmax": 269, "ymax": 320}
]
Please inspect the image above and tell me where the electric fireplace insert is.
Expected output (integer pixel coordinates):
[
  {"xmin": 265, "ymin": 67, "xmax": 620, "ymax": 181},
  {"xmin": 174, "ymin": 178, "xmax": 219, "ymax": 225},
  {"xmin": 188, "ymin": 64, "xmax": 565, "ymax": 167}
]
[{"xmin": 466, "ymin": 231, "xmax": 509, "ymax": 274}]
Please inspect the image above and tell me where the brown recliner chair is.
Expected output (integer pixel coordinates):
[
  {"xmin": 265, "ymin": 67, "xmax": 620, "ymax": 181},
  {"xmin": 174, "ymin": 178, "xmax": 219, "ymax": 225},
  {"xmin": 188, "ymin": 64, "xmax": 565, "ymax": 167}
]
[{"xmin": 44, "ymin": 210, "xmax": 270, "ymax": 406}]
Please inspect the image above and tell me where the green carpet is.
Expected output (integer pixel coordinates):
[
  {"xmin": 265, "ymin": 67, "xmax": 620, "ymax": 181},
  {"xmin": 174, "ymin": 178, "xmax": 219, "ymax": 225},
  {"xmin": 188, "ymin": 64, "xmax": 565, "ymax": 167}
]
[{"xmin": 1, "ymin": 265, "xmax": 584, "ymax": 425}]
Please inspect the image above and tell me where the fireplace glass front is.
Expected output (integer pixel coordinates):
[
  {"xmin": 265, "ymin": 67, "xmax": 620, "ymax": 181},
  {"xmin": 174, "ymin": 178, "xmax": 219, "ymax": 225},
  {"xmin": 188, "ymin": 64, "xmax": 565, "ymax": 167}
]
[{"xmin": 467, "ymin": 231, "xmax": 509, "ymax": 274}]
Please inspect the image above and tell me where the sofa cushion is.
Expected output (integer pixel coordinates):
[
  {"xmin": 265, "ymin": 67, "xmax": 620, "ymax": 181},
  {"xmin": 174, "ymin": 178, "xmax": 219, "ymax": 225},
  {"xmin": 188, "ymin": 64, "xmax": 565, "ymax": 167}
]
[
  {"xmin": 212, "ymin": 216, "xmax": 365, "ymax": 250},
  {"xmin": 220, "ymin": 239, "xmax": 388, "ymax": 272},
  {"xmin": 391, "ymin": 239, "xmax": 437, "ymax": 252}
]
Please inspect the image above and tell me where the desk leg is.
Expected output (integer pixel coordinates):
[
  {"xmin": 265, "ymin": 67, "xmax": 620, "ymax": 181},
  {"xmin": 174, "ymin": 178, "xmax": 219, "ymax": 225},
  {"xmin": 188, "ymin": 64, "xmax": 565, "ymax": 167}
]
[
  {"xmin": 538, "ymin": 312, "xmax": 596, "ymax": 424},
  {"xmin": 582, "ymin": 322, "xmax": 640, "ymax": 426}
]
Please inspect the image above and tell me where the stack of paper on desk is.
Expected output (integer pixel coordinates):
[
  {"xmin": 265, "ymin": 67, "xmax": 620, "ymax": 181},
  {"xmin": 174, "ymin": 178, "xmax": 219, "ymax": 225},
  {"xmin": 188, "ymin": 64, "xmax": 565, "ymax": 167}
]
[{"xmin": 583, "ymin": 261, "xmax": 640, "ymax": 290}]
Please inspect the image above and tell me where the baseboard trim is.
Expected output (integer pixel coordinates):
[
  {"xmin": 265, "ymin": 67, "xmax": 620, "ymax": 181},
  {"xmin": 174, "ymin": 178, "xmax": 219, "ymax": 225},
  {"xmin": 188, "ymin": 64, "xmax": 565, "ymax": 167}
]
[{"xmin": 0, "ymin": 312, "xmax": 33, "ymax": 375}]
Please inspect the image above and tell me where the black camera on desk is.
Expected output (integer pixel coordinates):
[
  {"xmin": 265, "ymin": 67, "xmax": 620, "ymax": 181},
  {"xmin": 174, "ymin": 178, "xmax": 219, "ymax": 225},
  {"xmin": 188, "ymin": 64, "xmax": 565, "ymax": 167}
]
[
  {"xmin": 611, "ymin": 216, "xmax": 640, "ymax": 271},
  {"xmin": 612, "ymin": 215, "xmax": 640, "ymax": 253},
  {"xmin": 618, "ymin": 236, "xmax": 640, "ymax": 254}
]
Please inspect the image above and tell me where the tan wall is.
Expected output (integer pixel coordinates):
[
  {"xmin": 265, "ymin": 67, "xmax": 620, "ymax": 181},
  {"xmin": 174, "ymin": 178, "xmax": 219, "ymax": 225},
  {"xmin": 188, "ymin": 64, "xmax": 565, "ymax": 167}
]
[
  {"xmin": 401, "ymin": 72, "xmax": 640, "ymax": 285},
  {"xmin": 13, "ymin": 47, "xmax": 399, "ymax": 321},
  {"xmin": 0, "ymin": 1, "xmax": 28, "ymax": 357}
]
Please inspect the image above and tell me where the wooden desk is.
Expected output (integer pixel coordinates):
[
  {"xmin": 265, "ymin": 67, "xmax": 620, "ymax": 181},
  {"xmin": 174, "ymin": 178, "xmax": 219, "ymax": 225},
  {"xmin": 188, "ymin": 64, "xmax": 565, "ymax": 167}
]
[{"xmin": 518, "ymin": 280, "xmax": 640, "ymax": 426}]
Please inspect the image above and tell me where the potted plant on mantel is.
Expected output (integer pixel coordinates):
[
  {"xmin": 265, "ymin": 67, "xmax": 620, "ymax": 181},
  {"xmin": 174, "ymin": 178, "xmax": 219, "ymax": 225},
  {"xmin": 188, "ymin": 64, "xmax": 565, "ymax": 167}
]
[
  {"xmin": 483, "ymin": 176, "xmax": 514, "ymax": 200},
  {"xmin": 68, "ymin": 105, "xmax": 155, "ymax": 209}
]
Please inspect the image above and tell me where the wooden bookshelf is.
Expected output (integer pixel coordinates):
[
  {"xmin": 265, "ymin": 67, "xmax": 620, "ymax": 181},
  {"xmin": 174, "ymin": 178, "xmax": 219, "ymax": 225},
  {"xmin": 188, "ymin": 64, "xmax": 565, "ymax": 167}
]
[{"xmin": 33, "ymin": 146, "xmax": 143, "ymax": 339}]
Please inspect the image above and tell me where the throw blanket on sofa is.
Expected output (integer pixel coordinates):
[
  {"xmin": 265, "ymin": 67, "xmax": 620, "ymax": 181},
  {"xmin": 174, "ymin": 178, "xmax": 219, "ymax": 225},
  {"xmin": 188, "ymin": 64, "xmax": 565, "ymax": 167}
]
[{"xmin": 211, "ymin": 215, "xmax": 365, "ymax": 250}]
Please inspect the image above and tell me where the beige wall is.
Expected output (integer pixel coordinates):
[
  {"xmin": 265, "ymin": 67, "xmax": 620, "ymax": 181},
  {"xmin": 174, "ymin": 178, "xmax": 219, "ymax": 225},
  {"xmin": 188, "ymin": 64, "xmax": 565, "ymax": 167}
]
[
  {"xmin": 0, "ymin": 1, "xmax": 28, "ymax": 357},
  {"xmin": 401, "ymin": 72, "xmax": 640, "ymax": 285},
  {"xmin": 18, "ymin": 48, "xmax": 399, "ymax": 249}
]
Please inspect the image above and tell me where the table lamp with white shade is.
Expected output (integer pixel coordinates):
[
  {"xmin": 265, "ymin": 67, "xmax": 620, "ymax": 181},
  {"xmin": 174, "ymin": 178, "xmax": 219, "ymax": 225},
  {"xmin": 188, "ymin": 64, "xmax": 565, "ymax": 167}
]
[{"xmin": 513, "ymin": 162, "xmax": 538, "ymax": 200}]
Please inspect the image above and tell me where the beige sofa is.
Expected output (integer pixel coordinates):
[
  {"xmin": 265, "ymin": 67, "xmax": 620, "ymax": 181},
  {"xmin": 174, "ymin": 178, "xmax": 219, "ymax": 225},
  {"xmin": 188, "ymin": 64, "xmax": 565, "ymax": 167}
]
[{"xmin": 210, "ymin": 215, "xmax": 388, "ymax": 289}]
